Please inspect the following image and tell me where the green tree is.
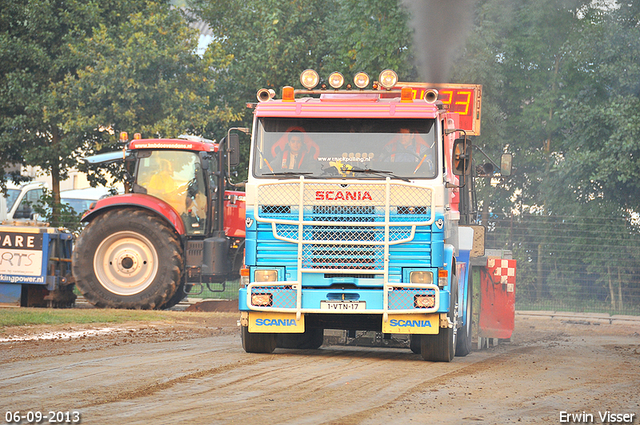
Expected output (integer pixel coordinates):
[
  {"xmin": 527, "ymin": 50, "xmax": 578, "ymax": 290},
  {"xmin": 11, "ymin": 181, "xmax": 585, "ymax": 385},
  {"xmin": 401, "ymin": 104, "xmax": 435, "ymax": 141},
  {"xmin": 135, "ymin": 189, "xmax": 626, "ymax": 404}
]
[
  {"xmin": 322, "ymin": 0, "xmax": 416, "ymax": 80},
  {"xmin": 451, "ymin": 0, "xmax": 595, "ymax": 217},
  {"xmin": 190, "ymin": 0, "xmax": 416, "ymax": 179},
  {"xmin": 451, "ymin": 0, "xmax": 640, "ymax": 309},
  {"xmin": 555, "ymin": 2, "xmax": 640, "ymax": 213},
  {"xmin": 0, "ymin": 0, "xmax": 234, "ymax": 226}
]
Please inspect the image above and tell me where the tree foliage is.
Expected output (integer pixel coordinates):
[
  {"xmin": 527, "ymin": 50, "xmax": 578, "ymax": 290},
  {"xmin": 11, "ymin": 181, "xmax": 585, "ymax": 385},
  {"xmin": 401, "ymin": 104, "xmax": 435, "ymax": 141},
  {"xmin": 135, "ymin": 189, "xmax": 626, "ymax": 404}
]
[
  {"xmin": 189, "ymin": 0, "xmax": 417, "ymax": 179},
  {"xmin": 451, "ymin": 0, "xmax": 640, "ymax": 218},
  {"xmin": 0, "ymin": 0, "xmax": 234, "ymax": 226},
  {"xmin": 452, "ymin": 0, "xmax": 640, "ymax": 308}
]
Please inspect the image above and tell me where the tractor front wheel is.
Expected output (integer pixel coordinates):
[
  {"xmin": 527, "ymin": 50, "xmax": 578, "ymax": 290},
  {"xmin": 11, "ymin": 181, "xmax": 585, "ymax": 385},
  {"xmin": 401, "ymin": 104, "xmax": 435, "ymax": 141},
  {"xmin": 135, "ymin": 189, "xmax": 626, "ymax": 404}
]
[{"xmin": 73, "ymin": 209, "xmax": 183, "ymax": 310}]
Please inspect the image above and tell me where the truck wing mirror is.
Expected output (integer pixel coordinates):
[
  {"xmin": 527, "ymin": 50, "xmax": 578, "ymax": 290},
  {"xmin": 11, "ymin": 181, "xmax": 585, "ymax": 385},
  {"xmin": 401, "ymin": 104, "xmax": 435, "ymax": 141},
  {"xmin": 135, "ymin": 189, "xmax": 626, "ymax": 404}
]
[
  {"xmin": 452, "ymin": 138, "xmax": 472, "ymax": 176},
  {"xmin": 228, "ymin": 133, "xmax": 240, "ymax": 167},
  {"xmin": 500, "ymin": 153, "xmax": 513, "ymax": 177}
]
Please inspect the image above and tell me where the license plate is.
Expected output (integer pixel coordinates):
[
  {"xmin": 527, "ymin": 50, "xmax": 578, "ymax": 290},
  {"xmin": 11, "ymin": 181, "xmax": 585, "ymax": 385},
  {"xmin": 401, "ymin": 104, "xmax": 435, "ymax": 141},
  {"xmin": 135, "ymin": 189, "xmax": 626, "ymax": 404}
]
[{"xmin": 320, "ymin": 301, "xmax": 366, "ymax": 310}]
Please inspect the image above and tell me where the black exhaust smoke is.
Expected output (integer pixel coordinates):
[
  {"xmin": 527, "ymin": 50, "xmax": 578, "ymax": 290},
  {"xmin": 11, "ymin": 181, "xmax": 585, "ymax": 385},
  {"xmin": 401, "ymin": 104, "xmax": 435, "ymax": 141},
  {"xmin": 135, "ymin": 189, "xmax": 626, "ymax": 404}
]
[{"xmin": 402, "ymin": 0, "xmax": 476, "ymax": 83}]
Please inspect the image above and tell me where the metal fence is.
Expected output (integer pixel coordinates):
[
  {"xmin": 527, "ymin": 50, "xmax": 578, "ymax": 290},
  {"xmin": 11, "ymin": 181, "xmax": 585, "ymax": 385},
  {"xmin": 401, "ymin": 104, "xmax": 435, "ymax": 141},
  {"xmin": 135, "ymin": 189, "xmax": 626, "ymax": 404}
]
[
  {"xmin": 193, "ymin": 213, "xmax": 640, "ymax": 316},
  {"xmin": 485, "ymin": 213, "xmax": 640, "ymax": 316},
  {"xmin": 187, "ymin": 279, "xmax": 240, "ymax": 301}
]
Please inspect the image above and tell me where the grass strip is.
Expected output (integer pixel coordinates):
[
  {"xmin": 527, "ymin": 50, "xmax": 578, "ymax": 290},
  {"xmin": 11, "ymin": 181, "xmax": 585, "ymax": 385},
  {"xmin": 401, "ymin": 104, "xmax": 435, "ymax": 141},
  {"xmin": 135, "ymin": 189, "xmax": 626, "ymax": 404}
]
[{"xmin": 0, "ymin": 308, "xmax": 197, "ymax": 328}]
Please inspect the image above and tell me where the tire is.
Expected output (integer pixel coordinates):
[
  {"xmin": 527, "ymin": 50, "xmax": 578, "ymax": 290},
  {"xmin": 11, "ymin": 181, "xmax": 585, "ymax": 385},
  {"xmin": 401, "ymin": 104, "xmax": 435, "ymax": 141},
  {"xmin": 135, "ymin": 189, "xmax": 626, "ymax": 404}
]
[
  {"xmin": 421, "ymin": 275, "xmax": 458, "ymax": 362},
  {"xmin": 241, "ymin": 326, "xmax": 277, "ymax": 353},
  {"xmin": 409, "ymin": 335, "xmax": 421, "ymax": 354},
  {"xmin": 159, "ymin": 282, "xmax": 187, "ymax": 310},
  {"xmin": 276, "ymin": 328, "xmax": 324, "ymax": 349},
  {"xmin": 456, "ymin": 267, "xmax": 473, "ymax": 357},
  {"xmin": 73, "ymin": 208, "xmax": 183, "ymax": 310}
]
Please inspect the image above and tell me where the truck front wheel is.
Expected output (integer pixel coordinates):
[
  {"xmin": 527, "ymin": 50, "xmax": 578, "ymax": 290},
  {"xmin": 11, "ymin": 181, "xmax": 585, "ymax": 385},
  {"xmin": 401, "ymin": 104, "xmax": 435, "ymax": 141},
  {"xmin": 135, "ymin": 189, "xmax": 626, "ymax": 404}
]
[
  {"xmin": 421, "ymin": 275, "xmax": 458, "ymax": 362},
  {"xmin": 456, "ymin": 269, "xmax": 473, "ymax": 357},
  {"xmin": 73, "ymin": 209, "xmax": 183, "ymax": 309},
  {"xmin": 241, "ymin": 326, "xmax": 277, "ymax": 353}
]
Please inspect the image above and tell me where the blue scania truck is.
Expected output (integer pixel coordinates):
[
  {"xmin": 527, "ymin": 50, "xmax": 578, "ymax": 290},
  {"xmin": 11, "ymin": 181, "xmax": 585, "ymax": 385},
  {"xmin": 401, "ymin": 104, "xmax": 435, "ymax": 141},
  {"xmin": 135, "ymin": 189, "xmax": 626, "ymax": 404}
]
[{"xmin": 238, "ymin": 69, "xmax": 503, "ymax": 361}]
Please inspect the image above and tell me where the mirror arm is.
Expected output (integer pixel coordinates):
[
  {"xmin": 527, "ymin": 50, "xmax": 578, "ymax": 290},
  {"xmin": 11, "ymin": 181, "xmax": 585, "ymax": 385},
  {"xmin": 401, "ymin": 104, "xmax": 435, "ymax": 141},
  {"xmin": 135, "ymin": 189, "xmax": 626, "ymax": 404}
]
[{"xmin": 472, "ymin": 144, "xmax": 502, "ymax": 172}]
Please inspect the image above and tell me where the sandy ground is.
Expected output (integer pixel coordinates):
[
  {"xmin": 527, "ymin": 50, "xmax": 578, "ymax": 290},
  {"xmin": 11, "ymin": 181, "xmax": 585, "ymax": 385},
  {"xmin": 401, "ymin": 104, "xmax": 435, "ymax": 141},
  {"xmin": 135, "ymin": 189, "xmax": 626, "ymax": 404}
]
[{"xmin": 1, "ymin": 312, "xmax": 639, "ymax": 425}]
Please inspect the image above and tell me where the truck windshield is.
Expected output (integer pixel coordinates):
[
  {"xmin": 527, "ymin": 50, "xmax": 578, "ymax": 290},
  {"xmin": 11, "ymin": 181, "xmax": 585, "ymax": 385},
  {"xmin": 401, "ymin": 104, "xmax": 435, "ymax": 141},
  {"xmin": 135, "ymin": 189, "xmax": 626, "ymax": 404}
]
[{"xmin": 253, "ymin": 118, "xmax": 438, "ymax": 179}]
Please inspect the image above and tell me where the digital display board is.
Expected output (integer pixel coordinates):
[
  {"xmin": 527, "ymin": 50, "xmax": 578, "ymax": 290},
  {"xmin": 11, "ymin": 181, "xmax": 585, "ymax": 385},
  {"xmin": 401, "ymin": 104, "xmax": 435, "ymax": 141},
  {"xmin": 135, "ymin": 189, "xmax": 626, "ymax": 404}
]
[{"xmin": 394, "ymin": 83, "xmax": 482, "ymax": 135}]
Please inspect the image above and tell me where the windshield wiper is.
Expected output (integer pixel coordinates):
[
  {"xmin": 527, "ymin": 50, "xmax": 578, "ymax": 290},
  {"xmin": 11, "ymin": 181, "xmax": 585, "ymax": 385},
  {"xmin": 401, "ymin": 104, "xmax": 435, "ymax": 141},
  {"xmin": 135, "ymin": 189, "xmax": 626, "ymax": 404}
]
[
  {"xmin": 347, "ymin": 166, "xmax": 411, "ymax": 182},
  {"xmin": 263, "ymin": 171, "xmax": 315, "ymax": 178}
]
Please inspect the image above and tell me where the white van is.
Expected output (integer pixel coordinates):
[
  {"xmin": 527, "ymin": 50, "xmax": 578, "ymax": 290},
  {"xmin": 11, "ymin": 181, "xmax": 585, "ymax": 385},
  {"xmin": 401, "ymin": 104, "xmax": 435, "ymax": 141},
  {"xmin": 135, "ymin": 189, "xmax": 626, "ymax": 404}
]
[
  {"xmin": 2, "ymin": 183, "xmax": 119, "ymax": 223},
  {"xmin": 0, "ymin": 182, "xmax": 46, "ymax": 222},
  {"xmin": 60, "ymin": 187, "xmax": 119, "ymax": 215}
]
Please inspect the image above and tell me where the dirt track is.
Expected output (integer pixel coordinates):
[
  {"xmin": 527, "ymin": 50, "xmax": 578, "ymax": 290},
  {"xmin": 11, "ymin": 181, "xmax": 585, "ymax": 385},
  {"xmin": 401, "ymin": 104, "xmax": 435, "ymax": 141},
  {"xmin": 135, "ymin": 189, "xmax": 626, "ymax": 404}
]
[{"xmin": 1, "ymin": 312, "xmax": 639, "ymax": 425}]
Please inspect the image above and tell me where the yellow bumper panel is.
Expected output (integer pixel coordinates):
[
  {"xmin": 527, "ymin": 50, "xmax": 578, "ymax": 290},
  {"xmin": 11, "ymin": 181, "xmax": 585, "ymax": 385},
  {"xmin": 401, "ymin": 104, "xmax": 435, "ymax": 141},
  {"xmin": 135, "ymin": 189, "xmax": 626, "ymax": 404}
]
[
  {"xmin": 248, "ymin": 312, "xmax": 305, "ymax": 333},
  {"xmin": 382, "ymin": 314, "xmax": 440, "ymax": 334}
]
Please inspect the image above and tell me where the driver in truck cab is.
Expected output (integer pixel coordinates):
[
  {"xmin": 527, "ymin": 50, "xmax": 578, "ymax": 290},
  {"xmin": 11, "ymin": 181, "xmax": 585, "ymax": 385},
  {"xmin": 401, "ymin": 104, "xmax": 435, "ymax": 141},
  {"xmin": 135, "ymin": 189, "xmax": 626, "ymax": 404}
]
[
  {"xmin": 274, "ymin": 130, "xmax": 309, "ymax": 170},
  {"xmin": 382, "ymin": 128, "xmax": 433, "ymax": 164},
  {"xmin": 271, "ymin": 128, "xmax": 320, "ymax": 171}
]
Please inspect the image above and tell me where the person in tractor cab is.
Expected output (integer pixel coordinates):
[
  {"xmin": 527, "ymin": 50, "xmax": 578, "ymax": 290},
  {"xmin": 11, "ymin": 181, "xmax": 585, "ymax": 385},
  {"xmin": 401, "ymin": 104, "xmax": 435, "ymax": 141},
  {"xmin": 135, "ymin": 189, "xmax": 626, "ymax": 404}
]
[
  {"xmin": 138, "ymin": 151, "xmax": 208, "ymax": 234},
  {"xmin": 146, "ymin": 158, "xmax": 188, "ymax": 214}
]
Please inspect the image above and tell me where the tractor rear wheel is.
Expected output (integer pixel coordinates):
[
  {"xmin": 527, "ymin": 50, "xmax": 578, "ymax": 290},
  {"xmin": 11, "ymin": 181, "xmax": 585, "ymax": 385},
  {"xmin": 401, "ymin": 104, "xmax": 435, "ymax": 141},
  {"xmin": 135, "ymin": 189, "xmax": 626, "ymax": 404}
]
[
  {"xmin": 160, "ymin": 282, "xmax": 187, "ymax": 310},
  {"xmin": 73, "ymin": 209, "xmax": 183, "ymax": 310}
]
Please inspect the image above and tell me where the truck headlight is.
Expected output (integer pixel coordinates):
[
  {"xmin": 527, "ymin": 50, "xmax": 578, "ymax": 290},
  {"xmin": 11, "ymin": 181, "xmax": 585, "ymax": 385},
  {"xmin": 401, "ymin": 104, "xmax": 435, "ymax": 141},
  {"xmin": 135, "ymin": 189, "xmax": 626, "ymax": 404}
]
[
  {"xmin": 410, "ymin": 271, "xmax": 434, "ymax": 284},
  {"xmin": 251, "ymin": 293, "xmax": 273, "ymax": 307},
  {"xmin": 414, "ymin": 294, "xmax": 435, "ymax": 308},
  {"xmin": 353, "ymin": 72, "xmax": 370, "ymax": 89},
  {"xmin": 254, "ymin": 269, "xmax": 278, "ymax": 282},
  {"xmin": 378, "ymin": 70, "xmax": 398, "ymax": 89},
  {"xmin": 300, "ymin": 69, "xmax": 319, "ymax": 89}
]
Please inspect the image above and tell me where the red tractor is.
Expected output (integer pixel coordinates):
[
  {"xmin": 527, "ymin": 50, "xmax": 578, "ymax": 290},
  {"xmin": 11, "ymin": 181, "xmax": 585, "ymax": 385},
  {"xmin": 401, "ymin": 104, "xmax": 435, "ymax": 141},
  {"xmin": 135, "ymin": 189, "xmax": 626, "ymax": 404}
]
[{"xmin": 72, "ymin": 133, "xmax": 246, "ymax": 309}]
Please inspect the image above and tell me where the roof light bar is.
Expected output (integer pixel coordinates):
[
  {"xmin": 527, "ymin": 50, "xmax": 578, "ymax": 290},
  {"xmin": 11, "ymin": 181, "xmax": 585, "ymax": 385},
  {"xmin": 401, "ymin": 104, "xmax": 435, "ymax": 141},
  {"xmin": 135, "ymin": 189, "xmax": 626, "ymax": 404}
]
[
  {"xmin": 353, "ymin": 72, "xmax": 370, "ymax": 89},
  {"xmin": 378, "ymin": 69, "xmax": 398, "ymax": 89},
  {"xmin": 328, "ymin": 72, "xmax": 345, "ymax": 89},
  {"xmin": 300, "ymin": 69, "xmax": 319, "ymax": 89}
]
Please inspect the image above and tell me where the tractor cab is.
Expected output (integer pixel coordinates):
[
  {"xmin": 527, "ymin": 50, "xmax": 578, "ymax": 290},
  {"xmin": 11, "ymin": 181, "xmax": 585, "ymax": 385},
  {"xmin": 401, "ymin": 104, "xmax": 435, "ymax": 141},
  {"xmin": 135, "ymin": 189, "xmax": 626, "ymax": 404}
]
[{"xmin": 129, "ymin": 140, "xmax": 216, "ymax": 236}]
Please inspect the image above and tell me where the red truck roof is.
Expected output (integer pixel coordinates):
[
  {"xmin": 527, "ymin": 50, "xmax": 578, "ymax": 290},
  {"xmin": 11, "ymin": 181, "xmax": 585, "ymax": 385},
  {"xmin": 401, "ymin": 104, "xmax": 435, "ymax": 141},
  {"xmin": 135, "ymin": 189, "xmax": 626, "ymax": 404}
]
[{"xmin": 255, "ymin": 96, "xmax": 441, "ymax": 120}]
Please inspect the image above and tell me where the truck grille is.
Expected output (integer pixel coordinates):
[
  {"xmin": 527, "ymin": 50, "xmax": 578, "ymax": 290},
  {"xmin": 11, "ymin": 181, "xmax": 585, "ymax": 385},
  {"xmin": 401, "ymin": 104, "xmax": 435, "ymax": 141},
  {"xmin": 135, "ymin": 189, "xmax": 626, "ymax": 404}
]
[
  {"xmin": 256, "ymin": 181, "xmax": 434, "ymax": 272},
  {"xmin": 304, "ymin": 243, "xmax": 383, "ymax": 270}
]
